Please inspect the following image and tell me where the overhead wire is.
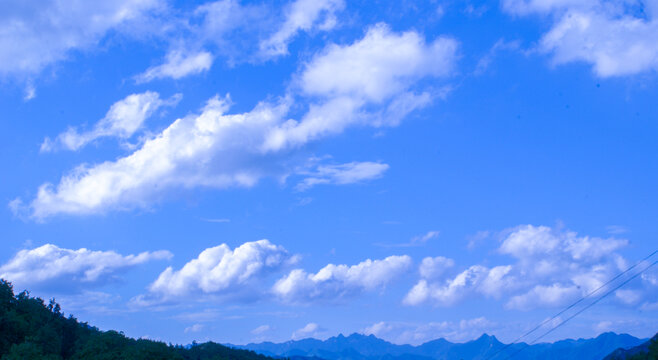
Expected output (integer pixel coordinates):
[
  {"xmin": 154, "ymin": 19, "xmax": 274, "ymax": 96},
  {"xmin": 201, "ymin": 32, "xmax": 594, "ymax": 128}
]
[
  {"xmin": 500, "ymin": 258, "xmax": 658, "ymax": 360},
  {"xmin": 483, "ymin": 249, "xmax": 658, "ymax": 360}
]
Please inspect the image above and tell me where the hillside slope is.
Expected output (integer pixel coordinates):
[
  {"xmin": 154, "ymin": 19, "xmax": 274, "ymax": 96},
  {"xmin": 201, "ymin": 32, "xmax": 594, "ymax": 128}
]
[
  {"xmin": 0, "ymin": 279, "xmax": 273, "ymax": 360},
  {"xmin": 604, "ymin": 333, "xmax": 658, "ymax": 360}
]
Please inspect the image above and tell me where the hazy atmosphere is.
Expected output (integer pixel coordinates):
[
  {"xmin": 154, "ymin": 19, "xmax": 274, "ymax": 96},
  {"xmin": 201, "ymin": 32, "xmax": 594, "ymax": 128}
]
[{"xmin": 1, "ymin": 0, "xmax": 657, "ymax": 350}]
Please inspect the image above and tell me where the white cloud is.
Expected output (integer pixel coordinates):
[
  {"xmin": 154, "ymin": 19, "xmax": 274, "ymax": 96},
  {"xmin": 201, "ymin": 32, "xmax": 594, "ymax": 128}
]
[
  {"xmin": 296, "ymin": 161, "xmax": 389, "ymax": 190},
  {"xmin": 25, "ymin": 95, "xmax": 287, "ymax": 218},
  {"xmin": 145, "ymin": 240, "xmax": 295, "ymax": 299},
  {"xmin": 418, "ymin": 256, "xmax": 454, "ymax": 280},
  {"xmin": 412, "ymin": 231, "xmax": 440, "ymax": 245},
  {"xmin": 506, "ymin": 283, "xmax": 580, "ymax": 310},
  {"xmin": 41, "ymin": 91, "xmax": 180, "ymax": 152},
  {"xmin": 263, "ymin": 23, "xmax": 458, "ymax": 151},
  {"xmin": 260, "ymin": 0, "xmax": 344, "ymax": 58},
  {"xmin": 0, "ymin": 244, "xmax": 171, "ymax": 289},
  {"xmin": 24, "ymin": 82, "xmax": 36, "ymax": 101},
  {"xmin": 19, "ymin": 24, "xmax": 458, "ymax": 219},
  {"xmin": 499, "ymin": 225, "xmax": 560, "ymax": 257},
  {"xmin": 136, "ymin": 50, "xmax": 213, "ymax": 82},
  {"xmin": 404, "ymin": 225, "xmax": 640, "ymax": 310},
  {"xmin": 0, "ymin": 0, "xmax": 163, "ymax": 78},
  {"xmin": 299, "ymin": 23, "xmax": 456, "ymax": 102},
  {"xmin": 251, "ymin": 325, "xmax": 272, "ymax": 335},
  {"xmin": 184, "ymin": 324, "xmax": 204, "ymax": 333},
  {"xmin": 502, "ymin": 0, "xmax": 658, "ymax": 77},
  {"xmin": 467, "ymin": 230, "xmax": 491, "ymax": 250},
  {"xmin": 615, "ymin": 289, "xmax": 642, "ymax": 305},
  {"xmin": 56, "ymin": 290, "xmax": 124, "ymax": 315},
  {"xmin": 273, "ymin": 255, "xmax": 412, "ymax": 303},
  {"xmin": 404, "ymin": 265, "xmax": 513, "ymax": 306},
  {"xmin": 641, "ymin": 301, "xmax": 658, "ymax": 311},
  {"xmin": 474, "ymin": 39, "xmax": 521, "ymax": 75},
  {"xmin": 292, "ymin": 322, "xmax": 323, "ymax": 340},
  {"xmin": 201, "ymin": 218, "xmax": 231, "ymax": 223},
  {"xmin": 501, "ymin": 0, "xmax": 596, "ymax": 16},
  {"xmin": 606, "ymin": 225, "xmax": 629, "ymax": 235},
  {"xmin": 499, "ymin": 224, "xmax": 627, "ymax": 261},
  {"xmin": 195, "ymin": 0, "xmax": 252, "ymax": 38},
  {"xmin": 642, "ymin": 272, "xmax": 658, "ymax": 286},
  {"xmin": 375, "ymin": 230, "xmax": 440, "ymax": 248}
]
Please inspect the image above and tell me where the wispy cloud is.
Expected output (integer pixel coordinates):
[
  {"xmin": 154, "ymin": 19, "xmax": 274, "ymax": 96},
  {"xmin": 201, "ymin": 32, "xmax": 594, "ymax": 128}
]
[
  {"xmin": 375, "ymin": 230, "xmax": 439, "ymax": 248},
  {"xmin": 201, "ymin": 218, "xmax": 231, "ymax": 223},
  {"xmin": 41, "ymin": 92, "xmax": 181, "ymax": 152}
]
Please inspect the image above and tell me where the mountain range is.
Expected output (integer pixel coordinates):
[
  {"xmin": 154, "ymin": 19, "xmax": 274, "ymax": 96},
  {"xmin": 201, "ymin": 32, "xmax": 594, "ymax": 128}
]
[{"xmin": 230, "ymin": 332, "xmax": 648, "ymax": 360}]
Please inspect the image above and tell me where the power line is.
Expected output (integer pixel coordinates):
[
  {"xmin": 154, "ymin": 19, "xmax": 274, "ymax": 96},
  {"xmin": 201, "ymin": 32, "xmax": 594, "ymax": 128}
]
[
  {"xmin": 502, "ymin": 258, "xmax": 658, "ymax": 360},
  {"xmin": 483, "ymin": 250, "xmax": 658, "ymax": 360}
]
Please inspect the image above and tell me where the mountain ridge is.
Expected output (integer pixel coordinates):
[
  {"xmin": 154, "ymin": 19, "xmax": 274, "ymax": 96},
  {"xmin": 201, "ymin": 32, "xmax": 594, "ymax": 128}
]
[{"xmin": 229, "ymin": 331, "xmax": 648, "ymax": 360}]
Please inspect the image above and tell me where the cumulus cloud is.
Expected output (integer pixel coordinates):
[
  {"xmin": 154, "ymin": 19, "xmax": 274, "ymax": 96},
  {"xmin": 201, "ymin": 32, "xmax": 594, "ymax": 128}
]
[
  {"xmin": 18, "ymin": 24, "xmax": 458, "ymax": 219},
  {"xmin": 499, "ymin": 225, "xmax": 627, "ymax": 262},
  {"xmin": 136, "ymin": 50, "xmax": 213, "ymax": 82},
  {"xmin": 260, "ymin": 0, "xmax": 344, "ymax": 58},
  {"xmin": 404, "ymin": 225, "xmax": 639, "ymax": 310},
  {"xmin": 24, "ymin": 95, "xmax": 290, "ymax": 219},
  {"xmin": 418, "ymin": 256, "xmax": 454, "ymax": 280},
  {"xmin": 273, "ymin": 255, "xmax": 412, "ymax": 303},
  {"xmin": 404, "ymin": 264, "xmax": 513, "ymax": 306},
  {"xmin": 0, "ymin": 244, "xmax": 171, "ymax": 290},
  {"xmin": 0, "ymin": 0, "xmax": 163, "ymax": 78},
  {"xmin": 141, "ymin": 240, "xmax": 295, "ymax": 302},
  {"xmin": 263, "ymin": 23, "xmax": 458, "ymax": 151},
  {"xmin": 502, "ymin": 0, "xmax": 658, "ymax": 77},
  {"xmin": 297, "ymin": 24, "xmax": 456, "ymax": 101},
  {"xmin": 41, "ymin": 92, "xmax": 180, "ymax": 152},
  {"xmin": 296, "ymin": 161, "xmax": 389, "ymax": 191}
]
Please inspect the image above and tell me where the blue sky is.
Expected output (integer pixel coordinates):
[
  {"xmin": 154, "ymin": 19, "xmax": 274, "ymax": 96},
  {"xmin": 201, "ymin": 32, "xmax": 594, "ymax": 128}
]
[{"xmin": 1, "ymin": 0, "xmax": 658, "ymax": 346}]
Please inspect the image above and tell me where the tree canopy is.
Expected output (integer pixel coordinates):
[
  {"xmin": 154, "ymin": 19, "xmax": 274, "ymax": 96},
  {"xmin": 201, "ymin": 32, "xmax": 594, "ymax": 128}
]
[{"xmin": 0, "ymin": 279, "xmax": 275, "ymax": 360}]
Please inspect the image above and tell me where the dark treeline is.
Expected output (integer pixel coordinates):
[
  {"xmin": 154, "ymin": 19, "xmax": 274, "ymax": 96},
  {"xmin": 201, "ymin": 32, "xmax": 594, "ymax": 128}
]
[
  {"xmin": 605, "ymin": 334, "xmax": 658, "ymax": 360},
  {"xmin": 0, "ymin": 279, "xmax": 275, "ymax": 360}
]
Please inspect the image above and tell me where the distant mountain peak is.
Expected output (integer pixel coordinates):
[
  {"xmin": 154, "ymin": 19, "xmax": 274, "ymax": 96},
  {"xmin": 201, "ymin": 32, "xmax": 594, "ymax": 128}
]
[
  {"xmin": 236, "ymin": 332, "xmax": 645, "ymax": 360},
  {"xmin": 475, "ymin": 333, "xmax": 500, "ymax": 343}
]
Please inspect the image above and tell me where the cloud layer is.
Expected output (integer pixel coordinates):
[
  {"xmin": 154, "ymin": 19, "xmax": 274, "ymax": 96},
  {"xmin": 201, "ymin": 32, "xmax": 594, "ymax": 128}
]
[
  {"xmin": 0, "ymin": 244, "xmax": 171, "ymax": 290},
  {"xmin": 404, "ymin": 225, "xmax": 643, "ymax": 310},
  {"xmin": 0, "ymin": 0, "xmax": 163, "ymax": 77},
  {"xmin": 19, "ymin": 24, "xmax": 458, "ymax": 219},
  {"xmin": 503, "ymin": 0, "xmax": 658, "ymax": 76},
  {"xmin": 273, "ymin": 255, "xmax": 412, "ymax": 303},
  {"xmin": 146, "ymin": 240, "xmax": 295, "ymax": 299}
]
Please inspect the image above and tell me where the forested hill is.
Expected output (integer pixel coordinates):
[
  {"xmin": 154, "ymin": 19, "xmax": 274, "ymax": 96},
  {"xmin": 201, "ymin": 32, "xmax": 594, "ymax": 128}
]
[
  {"xmin": 604, "ymin": 333, "xmax": 658, "ymax": 360},
  {"xmin": 0, "ymin": 279, "xmax": 274, "ymax": 360}
]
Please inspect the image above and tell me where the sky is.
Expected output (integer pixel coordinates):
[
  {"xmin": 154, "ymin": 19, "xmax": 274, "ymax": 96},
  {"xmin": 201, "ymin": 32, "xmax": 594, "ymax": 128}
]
[{"xmin": 1, "ymin": 0, "xmax": 658, "ymax": 347}]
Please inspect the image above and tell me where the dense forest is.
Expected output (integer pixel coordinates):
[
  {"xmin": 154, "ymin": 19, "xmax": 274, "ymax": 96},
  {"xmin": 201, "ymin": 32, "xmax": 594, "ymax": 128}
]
[
  {"xmin": 0, "ymin": 279, "xmax": 276, "ymax": 360},
  {"xmin": 605, "ymin": 334, "xmax": 658, "ymax": 360}
]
